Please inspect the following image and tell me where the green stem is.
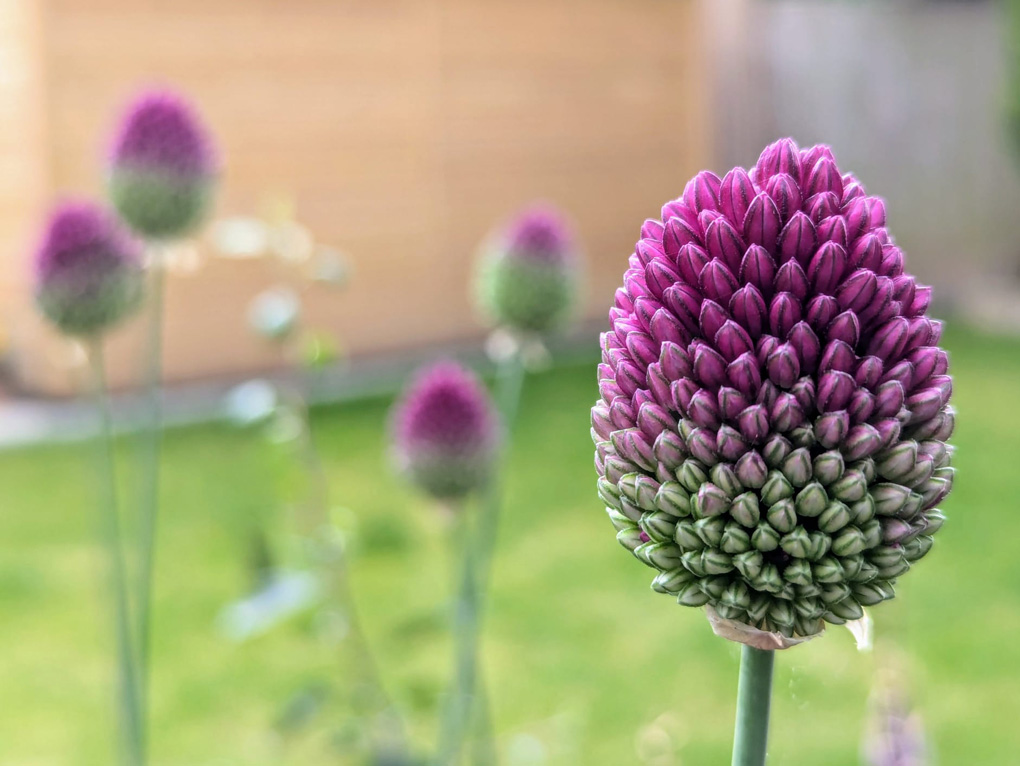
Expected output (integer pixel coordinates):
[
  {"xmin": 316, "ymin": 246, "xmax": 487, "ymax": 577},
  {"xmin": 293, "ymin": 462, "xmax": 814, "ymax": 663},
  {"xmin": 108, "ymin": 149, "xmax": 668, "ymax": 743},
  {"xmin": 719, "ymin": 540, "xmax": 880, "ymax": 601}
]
[
  {"xmin": 89, "ymin": 340, "xmax": 143, "ymax": 766},
  {"xmin": 731, "ymin": 646, "xmax": 775, "ymax": 766},
  {"xmin": 136, "ymin": 256, "xmax": 165, "ymax": 763},
  {"xmin": 436, "ymin": 350, "xmax": 527, "ymax": 766}
]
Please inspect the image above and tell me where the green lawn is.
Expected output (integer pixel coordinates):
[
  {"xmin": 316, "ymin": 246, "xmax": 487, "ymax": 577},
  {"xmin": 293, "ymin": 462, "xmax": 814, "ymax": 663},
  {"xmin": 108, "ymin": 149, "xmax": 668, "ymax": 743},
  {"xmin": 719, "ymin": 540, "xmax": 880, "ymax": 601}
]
[{"xmin": 0, "ymin": 323, "xmax": 1017, "ymax": 765}]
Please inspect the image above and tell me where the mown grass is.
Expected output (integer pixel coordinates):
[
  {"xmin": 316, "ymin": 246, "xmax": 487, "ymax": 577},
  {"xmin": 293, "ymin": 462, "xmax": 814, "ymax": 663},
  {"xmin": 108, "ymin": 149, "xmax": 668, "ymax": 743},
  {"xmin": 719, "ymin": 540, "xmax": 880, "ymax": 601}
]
[{"xmin": 0, "ymin": 323, "xmax": 1016, "ymax": 764}]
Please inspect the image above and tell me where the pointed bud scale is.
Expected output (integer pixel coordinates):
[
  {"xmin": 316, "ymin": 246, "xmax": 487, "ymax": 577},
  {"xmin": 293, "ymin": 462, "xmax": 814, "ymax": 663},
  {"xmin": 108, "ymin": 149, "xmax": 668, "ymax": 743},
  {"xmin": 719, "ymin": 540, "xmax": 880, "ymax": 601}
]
[
  {"xmin": 805, "ymin": 294, "xmax": 839, "ymax": 331},
  {"xmin": 817, "ymin": 370, "xmax": 855, "ymax": 412},
  {"xmin": 769, "ymin": 293, "xmax": 802, "ymax": 339},
  {"xmin": 644, "ymin": 259, "xmax": 680, "ymax": 300},
  {"xmin": 737, "ymin": 404, "xmax": 770, "ymax": 443},
  {"xmin": 813, "ymin": 451, "xmax": 845, "ymax": 486},
  {"xmin": 743, "ymin": 193, "xmax": 782, "ymax": 252},
  {"xmin": 699, "ymin": 259, "xmax": 739, "ymax": 304},
  {"xmin": 671, "ymin": 378, "xmax": 698, "ymax": 416},
  {"xmin": 715, "ymin": 320, "xmax": 754, "ymax": 363},
  {"xmin": 837, "ymin": 269, "xmax": 878, "ymax": 313},
  {"xmin": 730, "ymin": 284, "xmax": 767, "ymax": 340},
  {"xmin": 807, "ymin": 241, "xmax": 848, "ymax": 295},
  {"xmin": 815, "ymin": 410, "xmax": 850, "ymax": 449},
  {"xmin": 718, "ymin": 386, "xmax": 750, "ymax": 420},
  {"xmin": 677, "ymin": 243, "xmax": 710, "ymax": 286},
  {"xmin": 781, "ymin": 447, "xmax": 813, "ymax": 487},
  {"xmin": 663, "ymin": 216, "xmax": 701, "ymax": 257},
  {"xmin": 756, "ymin": 138, "xmax": 801, "ymax": 184},
  {"xmin": 767, "ymin": 343, "xmax": 801, "ymax": 389},
  {"xmin": 806, "ymin": 192, "xmax": 841, "ymax": 223},
  {"xmin": 739, "ymin": 245, "xmax": 777, "ymax": 298},
  {"xmin": 704, "ymin": 217, "xmax": 745, "ymax": 274},
  {"xmin": 649, "ymin": 308, "xmax": 687, "ymax": 347},
  {"xmin": 788, "ymin": 322, "xmax": 821, "ymax": 373},
  {"xmin": 683, "ymin": 170, "xmax": 721, "ymax": 213},
  {"xmin": 805, "ymin": 156, "xmax": 843, "ymax": 198},
  {"xmin": 699, "ymin": 299, "xmax": 730, "ymax": 341},
  {"xmin": 775, "ymin": 259, "xmax": 810, "ymax": 301},
  {"xmin": 816, "ymin": 215, "xmax": 848, "ymax": 249},
  {"xmin": 687, "ymin": 428, "xmax": 719, "ymax": 465},
  {"xmin": 660, "ymin": 342, "xmax": 692, "ymax": 381},
  {"xmin": 611, "ymin": 429, "xmax": 656, "ymax": 472},
  {"xmin": 719, "ymin": 167, "xmax": 755, "ymax": 226},
  {"xmin": 726, "ymin": 352, "xmax": 762, "ymax": 398},
  {"xmin": 751, "ymin": 524, "xmax": 781, "ymax": 553},
  {"xmin": 770, "ymin": 393, "xmax": 805, "ymax": 433},
  {"xmin": 686, "ymin": 388, "xmax": 721, "ymax": 430},
  {"xmin": 766, "ymin": 173, "xmax": 801, "ymax": 222},
  {"xmin": 717, "ymin": 425, "xmax": 750, "ymax": 461},
  {"xmin": 635, "ymin": 238, "xmax": 665, "ymax": 267},
  {"xmin": 776, "ymin": 211, "xmax": 817, "ymax": 266},
  {"xmin": 653, "ymin": 430, "xmax": 687, "ymax": 472},
  {"xmin": 847, "ymin": 389, "xmax": 876, "ymax": 424},
  {"xmin": 819, "ymin": 339, "xmax": 856, "ymax": 374},
  {"xmin": 849, "ymin": 233, "xmax": 882, "ymax": 271},
  {"xmin": 691, "ymin": 343, "xmax": 727, "ymax": 389}
]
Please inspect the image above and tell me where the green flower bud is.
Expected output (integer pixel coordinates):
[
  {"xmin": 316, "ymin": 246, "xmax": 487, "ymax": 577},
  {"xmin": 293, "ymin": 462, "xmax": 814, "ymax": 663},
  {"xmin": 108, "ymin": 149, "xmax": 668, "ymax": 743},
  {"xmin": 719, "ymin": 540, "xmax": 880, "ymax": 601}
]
[
  {"xmin": 730, "ymin": 492, "xmax": 761, "ymax": 527},
  {"xmin": 652, "ymin": 568, "xmax": 695, "ymax": 594},
  {"xmin": 860, "ymin": 519, "xmax": 884, "ymax": 549},
  {"xmin": 655, "ymin": 481, "xmax": 692, "ymax": 517},
  {"xmin": 677, "ymin": 583, "xmax": 710, "ymax": 607},
  {"xmin": 818, "ymin": 501, "xmax": 852, "ymax": 534},
  {"xmin": 701, "ymin": 575, "xmax": 731, "ymax": 601},
  {"xmin": 694, "ymin": 516, "xmax": 728, "ymax": 548},
  {"xmin": 901, "ymin": 492, "xmax": 924, "ymax": 520},
  {"xmin": 762, "ymin": 434, "xmax": 793, "ymax": 468},
  {"xmin": 753, "ymin": 563, "xmax": 784, "ymax": 594},
  {"xmin": 694, "ymin": 483, "xmax": 730, "ymax": 518},
  {"xmin": 789, "ymin": 425, "xmax": 816, "ymax": 450},
  {"xmin": 761, "ymin": 470, "xmax": 795, "ymax": 506},
  {"xmin": 781, "ymin": 447, "xmax": 813, "ymax": 487},
  {"xmin": 714, "ymin": 602, "xmax": 746, "ymax": 621},
  {"xmin": 871, "ymin": 482, "xmax": 911, "ymax": 516},
  {"xmin": 903, "ymin": 534, "xmax": 934, "ymax": 562},
  {"xmin": 850, "ymin": 559, "xmax": 880, "ymax": 583},
  {"xmin": 751, "ymin": 522, "xmax": 781, "ymax": 552},
  {"xmin": 636, "ymin": 541, "xmax": 683, "ymax": 570},
  {"xmin": 828, "ymin": 597, "xmax": 864, "ymax": 621},
  {"xmin": 606, "ymin": 508, "xmax": 636, "ymax": 533},
  {"xmin": 720, "ymin": 523, "xmax": 752, "ymax": 554},
  {"xmin": 852, "ymin": 581, "xmax": 890, "ymax": 606},
  {"xmin": 640, "ymin": 511, "xmax": 678, "ymax": 543},
  {"xmin": 819, "ymin": 583, "xmax": 852, "ymax": 605},
  {"xmin": 795, "ymin": 482, "xmax": 828, "ymax": 517},
  {"xmin": 783, "ymin": 558, "xmax": 814, "ymax": 586},
  {"xmin": 619, "ymin": 472, "xmax": 659, "ymax": 510},
  {"xmin": 877, "ymin": 440, "xmax": 918, "ymax": 482},
  {"xmin": 617, "ymin": 527, "xmax": 645, "ymax": 552},
  {"xmin": 876, "ymin": 559, "xmax": 910, "ymax": 578},
  {"xmin": 598, "ymin": 477, "xmax": 623, "ymax": 510},
  {"xmin": 831, "ymin": 469, "xmax": 868, "ymax": 502},
  {"xmin": 721, "ymin": 580, "xmax": 752, "ymax": 610},
  {"xmin": 807, "ymin": 531, "xmax": 832, "ymax": 561},
  {"xmin": 703, "ymin": 550, "xmax": 735, "ymax": 575},
  {"xmin": 832, "ymin": 526, "xmax": 867, "ymax": 557},
  {"xmin": 746, "ymin": 592, "xmax": 770, "ymax": 623},
  {"xmin": 849, "ymin": 457, "xmax": 876, "ymax": 484},
  {"xmin": 710, "ymin": 463, "xmax": 741, "ymax": 498},
  {"xmin": 869, "ymin": 545, "xmax": 905, "ymax": 568},
  {"xmin": 733, "ymin": 550, "xmax": 765, "ymax": 581},
  {"xmin": 780, "ymin": 526, "xmax": 812, "ymax": 558},
  {"xmin": 849, "ymin": 494, "xmax": 876, "ymax": 525},
  {"xmin": 813, "ymin": 450, "xmax": 845, "ymax": 486},
  {"xmin": 619, "ymin": 497, "xmax": 643, "ymax": 522},
  {"xmin": 794, "ymin": 616, "xmax": 824, "ymax": 637},
  {"xmin": 681, "ymin": 550, "xmax": 707, "ymax": 577},
  {"xmin": 838, "ymin": 554, "xmax": 864, "ymax": 581},
  {"xmin": 766, "ymin": 499, "xmax": 798, "ymax": 533},
  {"xmin": 812, "ymin": 556, "xmax": 845, "ymax": 583},
  {"xmin": 793, "ymin": 596, "xmax": 824, "ymax": 620},
  {"xmin": 795, "ymin": 582, "xmax": 822, "ymax": 599},
  {"xmin": 674, "ymin": 520, "xmax": 704, "ymax": 552},
  {"xmin": 677, "ymin": 460, "xmax": 709, "ymax": 493},
  {"xmin": 768, "ymin": 599, "xmax": 796, "ymax": 628}
]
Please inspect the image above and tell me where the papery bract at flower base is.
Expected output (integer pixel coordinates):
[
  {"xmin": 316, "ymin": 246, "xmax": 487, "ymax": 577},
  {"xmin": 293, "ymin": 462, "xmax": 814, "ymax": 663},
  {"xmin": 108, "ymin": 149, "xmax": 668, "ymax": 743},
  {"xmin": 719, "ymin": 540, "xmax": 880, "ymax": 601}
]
[
  {"xmin": 107, "ymin": 89, "xmax": 217, "ymax": 239},
  {"xmin": 592, "ymin": 139, "xmax": 954, "ymax": 639},
  {"xmin": 476, "ymin": 204, "xmax": 580, "ymax": 334},
  {"xmin": 392, "ymin": 361, "xmax": 500, "ymax": 501},
  {"xmin": 33, "ymin": 201, "xmax": 145, "ymax": 336}
]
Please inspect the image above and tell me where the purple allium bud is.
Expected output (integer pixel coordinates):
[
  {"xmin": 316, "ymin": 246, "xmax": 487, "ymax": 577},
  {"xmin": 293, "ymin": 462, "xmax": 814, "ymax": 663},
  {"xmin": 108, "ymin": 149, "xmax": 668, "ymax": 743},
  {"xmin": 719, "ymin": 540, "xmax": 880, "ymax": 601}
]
[
  {"xmin": 391, "ymin": 361, "xmax": 500, "ymax": 501},
  {"xmin": 107, "ymin": 88, "xmax": 217, "ymax": 239},
  {"xmin": 32, "ymin": 201, "xmax": 144, "ymax": 336},
  {"xmin": 592, "ymin": 139, "xmax": 954, "ymax": 638},
  {"xmin": 476, "ymin": 203, "xmax": 580, "ymax": 334}
]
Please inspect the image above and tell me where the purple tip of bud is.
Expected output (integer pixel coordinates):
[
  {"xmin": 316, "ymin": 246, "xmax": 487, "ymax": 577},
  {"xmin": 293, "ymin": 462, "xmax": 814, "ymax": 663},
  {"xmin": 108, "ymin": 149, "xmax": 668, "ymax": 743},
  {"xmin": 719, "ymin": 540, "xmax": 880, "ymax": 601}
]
[
  {"xmin": 765, "ymin": 173, "xmax": 802, "ymax": 222},
  {"xmin": 756, "ymin": 138, "xmax": 802, "ymax": 185},
  {"xmin": 815, "ymin": 410, "xmax": 850, "ymax": 449},
  {"xmin": 776, "ymin": 211, "xmax": 817, "ymax": 266},
  {"xmin": 699, "ymin": 259, "xmax": 739, "ymax": 305},
  {"xmin": 775, "ymin": 259, "xmax": 809, "ymax": 301},
  {"xmin": 684, "ymin": 170, "xmax": 722, "ymax": 213},
  {"xmin": 727, "ymin": 352, "xmax": 762, "ymax": 398},
  {"xmin": 767, "ymin": 343, "xmax": 801, "ymax": 389},
  {"xmin": 817, "ymin": 370, "xmax": 855, "ymax": 412},
  {"xmin": 501, "ymin": 203, "xmax": 577, "ymax": 264},
  {"xmin": 738, "ymin": 403, "xmax": 770, "ymax": 443},
  {"xmin": 715, "ymin": 320, "xmax": 754, "ymax": 362},
  {"xmin": 805, "ymin": 156, "xmax": 844, "ymax": 199},
  {"xmin": 692, "ymin": 342, "xmax": 728, "ymax": 389},
  {"xmin": 392, "ymin": 361, "xmax": 500, "ymax": 498},
  {"xmin": 769, "ymin": 292, "xmax": 802, "ymax": 339},
  {"xmin": 730, "ymin": 284, "xmax": 767, "ymax": 339},
  {"xmin": 108, "ymin": 88, "xmax": 216, "ymax": 177}
]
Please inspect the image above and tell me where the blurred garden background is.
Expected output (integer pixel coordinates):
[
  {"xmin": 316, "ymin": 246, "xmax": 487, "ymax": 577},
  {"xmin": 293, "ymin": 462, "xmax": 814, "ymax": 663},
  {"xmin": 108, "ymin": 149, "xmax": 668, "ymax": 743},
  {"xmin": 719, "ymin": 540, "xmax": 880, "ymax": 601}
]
[{"xmin": 1, "ymin": 0, "xmax": 1020, "ymax": 764}]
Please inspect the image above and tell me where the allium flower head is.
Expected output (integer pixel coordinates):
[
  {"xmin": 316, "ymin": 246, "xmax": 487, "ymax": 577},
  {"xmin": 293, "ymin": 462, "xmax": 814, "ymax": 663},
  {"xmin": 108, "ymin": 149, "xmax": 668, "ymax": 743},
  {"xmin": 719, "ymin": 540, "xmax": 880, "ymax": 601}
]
[
  {"xmin": 592, "ymin": 139, "xmax": 954, "ymax": 638},
  {"xmin": 107, "ymin": 88, "xmax": 217, "ymax": 239},
  {"xmin": 476, "ymin": 204, "xmax": 579, "ymax": 334},
  {"xmin": 33, "ymin": 201, "xmax": 144, "ymax": 336},
  {"xmin": 392, "ymin": 361, "xmax": 500, "ymax": 501}
]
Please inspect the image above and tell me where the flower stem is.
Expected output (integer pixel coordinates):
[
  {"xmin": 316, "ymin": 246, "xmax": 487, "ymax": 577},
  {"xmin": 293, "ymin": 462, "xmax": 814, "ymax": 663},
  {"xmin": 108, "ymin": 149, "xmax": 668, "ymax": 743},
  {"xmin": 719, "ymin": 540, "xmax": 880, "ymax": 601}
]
[
  {"xmin": 136, "ymin": 255, "xmax": 165, "ymax": 762},
  {"xmin": 731, "ymin": 646, "xmax": 775, "ymax": 766},
  {"xmin": 88, "ymin": 339, "xmax": 143, "ymax": 766}
]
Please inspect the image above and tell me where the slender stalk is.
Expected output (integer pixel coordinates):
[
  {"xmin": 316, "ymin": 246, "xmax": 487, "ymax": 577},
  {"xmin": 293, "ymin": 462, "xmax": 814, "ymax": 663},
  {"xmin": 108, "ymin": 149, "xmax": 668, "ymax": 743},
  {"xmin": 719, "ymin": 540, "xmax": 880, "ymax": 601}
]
[
  {"xmin": 436, "ymin": 509, "xmax": 482, "ymax": 766},
  {"xmin": 136, "ymin": 254, "xmax": 165, "ymax": 760},
  {"xmin": 438, "ymin": 349, "xmax": 527, "ymax": 766},
  {"xmin": 286, "ymin": 384, "xmax": 409, "ymax": 751},
  {"xmin": 88, "ymin": 340, "xmax": 144, "ymax": 766},
  {"xmin": 731, "ymin": 646, "xmax": 775, "ymax": 766}
]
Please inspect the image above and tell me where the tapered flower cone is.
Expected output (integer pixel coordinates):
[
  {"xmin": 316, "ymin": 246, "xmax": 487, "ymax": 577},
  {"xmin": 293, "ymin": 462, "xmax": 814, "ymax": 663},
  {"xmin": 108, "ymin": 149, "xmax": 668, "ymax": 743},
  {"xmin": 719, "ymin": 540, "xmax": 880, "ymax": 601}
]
[
  {"xmin": 476, "ymin": 204, "xmax": 580, "ymax": 334},
  {"xmin": 33, "ymin": 201, "xmax": 145, "ymax": 337},
  {"xmin": 107, "ymin": 89, "xmax": 217, "ymax": 240},
  {"xmin": 592, "ymin": 139, "xmax": 954, "ymax": 638},
  {"xmin": 391, "ymin": 361, "xmax": 500, "ymax": 501}
]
